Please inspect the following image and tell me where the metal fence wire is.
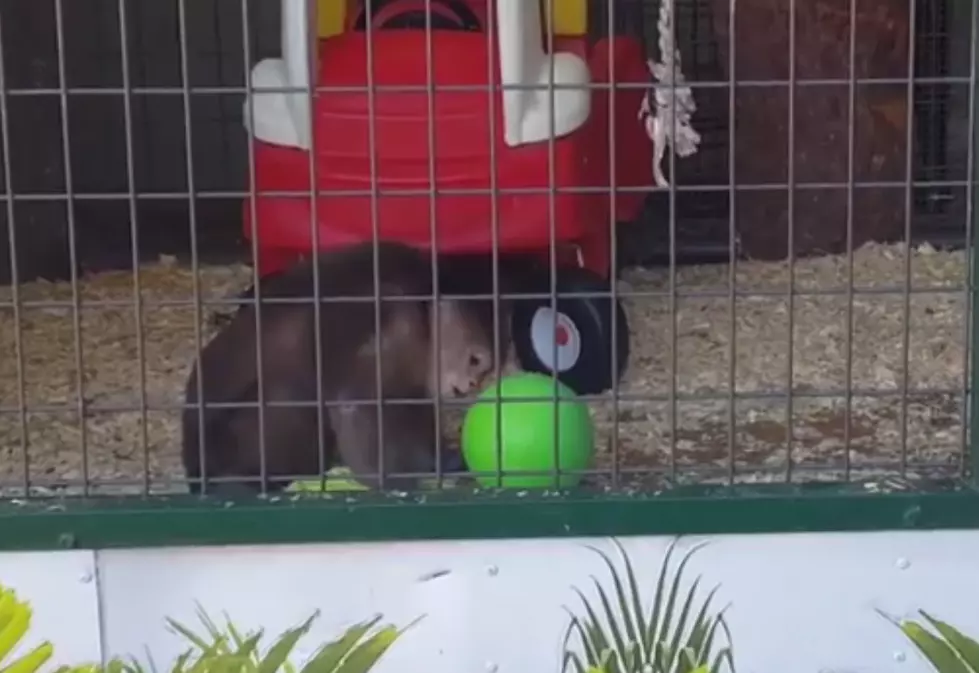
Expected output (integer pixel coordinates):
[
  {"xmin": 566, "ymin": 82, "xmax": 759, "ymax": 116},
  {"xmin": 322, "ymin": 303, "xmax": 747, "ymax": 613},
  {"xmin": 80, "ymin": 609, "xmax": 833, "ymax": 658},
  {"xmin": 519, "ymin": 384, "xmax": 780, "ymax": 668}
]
[{"xmin": 0, "ymin": 0, "xmax": 976, "ymax": 500}]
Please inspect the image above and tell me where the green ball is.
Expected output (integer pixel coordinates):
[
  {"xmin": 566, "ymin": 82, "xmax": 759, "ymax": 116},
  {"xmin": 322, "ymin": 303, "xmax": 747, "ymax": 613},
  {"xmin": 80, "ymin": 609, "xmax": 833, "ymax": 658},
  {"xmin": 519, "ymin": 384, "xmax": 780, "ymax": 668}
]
[{"xmin": 461, "ymin": 372, "xmax": 595, "ymax": 489}]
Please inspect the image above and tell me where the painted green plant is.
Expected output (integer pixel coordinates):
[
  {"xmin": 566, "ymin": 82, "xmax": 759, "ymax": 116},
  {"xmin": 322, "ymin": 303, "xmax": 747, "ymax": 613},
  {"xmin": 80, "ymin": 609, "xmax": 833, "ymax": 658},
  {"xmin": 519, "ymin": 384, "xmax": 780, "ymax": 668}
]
[
  {"xmin": 0, "ymin": 577, "xmax": 416, "ymax": 673},
  {"xmin": 561, "ymin": 538, "xmax": 735, "ymax": 673},
  {"xmin": 55, "ymin": 662, "xmax": 132, "ymax": 673},
  {"xmin": 882, "ymin": 609, "xmax": 979, "ymax": 673},
  {"xmin": 145, "ymin": 604, "xmax": 421, "ymax": 673}
]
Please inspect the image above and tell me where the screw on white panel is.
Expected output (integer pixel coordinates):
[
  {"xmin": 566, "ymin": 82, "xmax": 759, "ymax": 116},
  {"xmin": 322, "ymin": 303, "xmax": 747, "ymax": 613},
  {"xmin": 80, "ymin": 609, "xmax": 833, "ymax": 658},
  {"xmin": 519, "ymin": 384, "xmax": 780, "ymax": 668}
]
[
  {"xmin": 896, "ymin": 558, "xmax": 911, "ymax": 570},
  {"xmin": 78, "ymin": 570, "xmax": 93, "ymax": 584},
  {"xmin": 485, "ymin": 663, "xmax": 498, "ymax": 673},
  {"xmin": 486, "ymin": 565, "xmax": 499, "ymax": 577},
  {"xmin": 894, "ymin": 651, "xmax": 907, "ymax": 662}
]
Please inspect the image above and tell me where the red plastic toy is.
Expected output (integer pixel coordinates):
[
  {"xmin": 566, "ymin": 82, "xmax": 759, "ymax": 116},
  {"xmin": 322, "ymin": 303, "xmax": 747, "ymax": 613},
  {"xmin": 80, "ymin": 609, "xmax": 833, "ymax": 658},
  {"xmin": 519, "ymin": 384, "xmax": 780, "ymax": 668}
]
[{"xmin": 242, "ymin": 0, "xmax": 654, "ymax": 394}]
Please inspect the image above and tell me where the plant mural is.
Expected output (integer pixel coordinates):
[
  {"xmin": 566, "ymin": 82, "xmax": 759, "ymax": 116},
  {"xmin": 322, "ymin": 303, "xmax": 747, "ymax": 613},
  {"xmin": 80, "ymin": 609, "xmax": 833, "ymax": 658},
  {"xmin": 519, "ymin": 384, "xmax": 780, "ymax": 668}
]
[
  {"xmin": 0, "ymin": 539, "xmax": 975, "ymax": 673},
  {"xmin": 560, "ymin": 540, "xmax": 734, "ymax": 673}
]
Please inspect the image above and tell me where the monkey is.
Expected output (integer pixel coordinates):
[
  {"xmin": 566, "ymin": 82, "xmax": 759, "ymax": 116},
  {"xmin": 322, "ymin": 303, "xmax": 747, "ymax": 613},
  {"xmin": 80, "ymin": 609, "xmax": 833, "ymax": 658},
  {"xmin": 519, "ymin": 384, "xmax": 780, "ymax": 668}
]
[{"xmin": 181, "ymin": 241, "xmax": 510, "ymax": 495}]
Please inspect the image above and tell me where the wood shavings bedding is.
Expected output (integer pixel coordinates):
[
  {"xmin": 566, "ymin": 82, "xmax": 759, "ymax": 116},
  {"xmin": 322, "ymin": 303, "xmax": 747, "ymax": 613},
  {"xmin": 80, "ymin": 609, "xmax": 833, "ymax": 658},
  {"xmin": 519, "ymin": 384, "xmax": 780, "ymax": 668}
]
[{"xmin": 0, "ymin": 242, "xmax": 968, "ymax": 496}]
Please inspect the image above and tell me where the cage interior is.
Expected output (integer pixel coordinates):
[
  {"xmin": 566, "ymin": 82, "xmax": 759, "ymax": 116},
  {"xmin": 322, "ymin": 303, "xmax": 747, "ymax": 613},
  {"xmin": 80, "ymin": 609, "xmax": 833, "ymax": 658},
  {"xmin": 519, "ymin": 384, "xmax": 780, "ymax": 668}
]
[{"xmin": 0, "ymin": 0, "xmax": 973, "ymax": 497}]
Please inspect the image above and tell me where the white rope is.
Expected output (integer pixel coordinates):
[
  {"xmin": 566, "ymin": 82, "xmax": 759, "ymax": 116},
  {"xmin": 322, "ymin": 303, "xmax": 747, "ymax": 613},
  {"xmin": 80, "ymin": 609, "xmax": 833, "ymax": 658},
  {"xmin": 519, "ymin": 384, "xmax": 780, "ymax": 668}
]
[{"xmin": 638, "ymin": 0, "xmax": 701, "ymax": 188}]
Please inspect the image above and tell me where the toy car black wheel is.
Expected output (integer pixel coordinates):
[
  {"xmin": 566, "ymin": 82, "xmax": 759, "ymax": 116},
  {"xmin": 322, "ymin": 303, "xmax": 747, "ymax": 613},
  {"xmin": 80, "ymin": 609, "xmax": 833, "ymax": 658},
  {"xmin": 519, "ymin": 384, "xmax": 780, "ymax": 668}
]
[{"xmin": 511, "ymin": 266, "xmax": 630, "ymax": 396}]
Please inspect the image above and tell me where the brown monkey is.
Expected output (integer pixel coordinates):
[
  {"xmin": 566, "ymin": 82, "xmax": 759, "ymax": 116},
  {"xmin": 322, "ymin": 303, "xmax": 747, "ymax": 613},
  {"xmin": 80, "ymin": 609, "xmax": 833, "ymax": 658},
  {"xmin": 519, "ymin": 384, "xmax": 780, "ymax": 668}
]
[{"xmin": 181, "ymin": 241, "xmax": 508, "ymax": 495}]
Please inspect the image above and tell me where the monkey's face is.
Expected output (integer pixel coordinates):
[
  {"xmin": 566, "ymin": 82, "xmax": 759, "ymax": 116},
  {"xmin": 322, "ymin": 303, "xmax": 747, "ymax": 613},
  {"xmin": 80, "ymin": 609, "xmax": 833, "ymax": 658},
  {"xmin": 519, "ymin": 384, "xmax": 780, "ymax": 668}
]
[
  {"xmin": 432, "ymin": 300, "xmax": 502, "ymax": 398},
  {"xmin": 439, "ymin": 344, "xmax": 493, "ymax": 397}
]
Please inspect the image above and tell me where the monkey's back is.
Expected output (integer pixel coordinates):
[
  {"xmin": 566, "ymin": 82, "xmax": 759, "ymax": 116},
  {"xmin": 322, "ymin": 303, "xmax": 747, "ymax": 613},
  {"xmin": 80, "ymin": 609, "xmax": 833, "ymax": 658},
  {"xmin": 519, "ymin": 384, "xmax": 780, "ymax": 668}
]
[
  {"xmin": 268, "ymin": 242, "xmax": 437, "ymax": 390},
  {"xmin": 182, "ymin": 242, "xmax": 438, "ymax": 492}
]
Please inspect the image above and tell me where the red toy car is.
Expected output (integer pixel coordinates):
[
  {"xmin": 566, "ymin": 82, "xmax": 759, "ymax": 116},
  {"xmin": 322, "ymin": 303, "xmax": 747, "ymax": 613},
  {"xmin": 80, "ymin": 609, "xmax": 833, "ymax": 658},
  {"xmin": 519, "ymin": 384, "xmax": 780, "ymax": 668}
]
[{"xmin": 242, "ymin": 0, "xmax": 653, "ymax": 394}]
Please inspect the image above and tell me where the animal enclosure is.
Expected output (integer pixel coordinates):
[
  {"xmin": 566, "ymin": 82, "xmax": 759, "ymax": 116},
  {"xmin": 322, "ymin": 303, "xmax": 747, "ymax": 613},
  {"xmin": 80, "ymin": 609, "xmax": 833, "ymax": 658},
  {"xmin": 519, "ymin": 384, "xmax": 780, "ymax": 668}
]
[{"xmin": 0, "ymin": 0, "xmax": 976, "ymax": 507}]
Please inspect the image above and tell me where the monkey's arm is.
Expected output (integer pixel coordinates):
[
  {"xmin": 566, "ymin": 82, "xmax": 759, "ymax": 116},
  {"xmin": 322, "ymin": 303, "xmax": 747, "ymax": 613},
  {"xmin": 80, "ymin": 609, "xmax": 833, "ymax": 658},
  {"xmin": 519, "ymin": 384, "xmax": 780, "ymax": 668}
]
[{"xmin": 326, "ymin": 302, "xmax": 440, "ymax": 491}]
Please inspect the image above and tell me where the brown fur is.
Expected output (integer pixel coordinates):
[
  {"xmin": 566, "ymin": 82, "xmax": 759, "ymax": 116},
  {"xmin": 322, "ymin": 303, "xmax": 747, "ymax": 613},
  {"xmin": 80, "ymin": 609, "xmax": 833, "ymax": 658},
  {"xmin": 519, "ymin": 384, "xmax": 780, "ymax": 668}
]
[{"xmin": 181, "ymin": 241, "xmax": 508, "ymax": 494}]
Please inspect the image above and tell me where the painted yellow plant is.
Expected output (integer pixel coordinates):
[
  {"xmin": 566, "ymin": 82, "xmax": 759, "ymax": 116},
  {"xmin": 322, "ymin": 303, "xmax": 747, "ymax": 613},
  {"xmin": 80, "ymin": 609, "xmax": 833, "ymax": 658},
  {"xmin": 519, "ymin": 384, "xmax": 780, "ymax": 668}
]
[
  {"xmin": 0, "ymin": 581, "xmax": 133, "ymax": 673},
  {"xmin": 561, "ymin": 539, "xmax": 735, "ymax": 673},
  {"xmin": 0, "ymin": 581, "xmax": 126, "ymax": 673},
  {"xmin": 0, "ymin": 583, "xmax": 55, "ymax": 673},
  {"xmin": 882, "ymin": 609, "xmax": 979, "ymax": 673}
]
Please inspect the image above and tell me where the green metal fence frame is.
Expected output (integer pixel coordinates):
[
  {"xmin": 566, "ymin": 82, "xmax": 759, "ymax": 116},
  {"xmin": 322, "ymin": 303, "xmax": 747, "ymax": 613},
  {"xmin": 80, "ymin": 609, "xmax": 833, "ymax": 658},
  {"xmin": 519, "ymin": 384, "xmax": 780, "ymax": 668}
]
[{"xmin": 0, "ymin": 481, "xmax": 976, "ymax": 552}]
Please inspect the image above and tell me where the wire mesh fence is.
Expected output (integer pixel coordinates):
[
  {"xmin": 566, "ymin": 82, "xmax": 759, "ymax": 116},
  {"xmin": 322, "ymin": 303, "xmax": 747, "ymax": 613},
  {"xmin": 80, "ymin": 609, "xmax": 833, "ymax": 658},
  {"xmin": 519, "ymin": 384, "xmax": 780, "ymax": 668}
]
[{"xmin": 0, "ymin": 0, "xmax": 975, "ymax": 500}]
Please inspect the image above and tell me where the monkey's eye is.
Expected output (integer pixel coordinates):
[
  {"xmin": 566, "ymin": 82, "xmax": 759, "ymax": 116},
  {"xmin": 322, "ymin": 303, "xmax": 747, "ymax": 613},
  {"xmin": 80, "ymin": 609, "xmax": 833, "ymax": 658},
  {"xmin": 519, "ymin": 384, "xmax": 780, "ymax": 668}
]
[{"xmin": 469, "ymin": 353, "xmax": 485, "ymax": 368}]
